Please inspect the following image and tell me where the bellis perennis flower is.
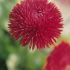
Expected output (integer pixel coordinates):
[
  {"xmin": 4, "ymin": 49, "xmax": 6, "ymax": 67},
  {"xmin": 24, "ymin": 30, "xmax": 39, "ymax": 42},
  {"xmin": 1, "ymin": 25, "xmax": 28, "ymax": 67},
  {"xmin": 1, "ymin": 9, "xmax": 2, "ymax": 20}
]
[
  {"xmin": 44, "ymin": 41, "xmax": 70, "ymax": 70},
  {"xmin": 9, "ymin": 0, "xmax": 63, "ymax": 49}
]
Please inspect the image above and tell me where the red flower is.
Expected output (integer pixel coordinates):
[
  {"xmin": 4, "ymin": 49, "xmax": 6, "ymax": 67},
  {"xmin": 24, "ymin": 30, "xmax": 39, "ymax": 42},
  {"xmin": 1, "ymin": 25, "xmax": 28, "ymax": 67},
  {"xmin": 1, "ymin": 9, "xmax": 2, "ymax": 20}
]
[
  {"xmin": 44, "ymin": 41, "xmax": 70, "ymax": 70},
  {"xmin": 9, "ymin": 0, "xmax": 63, "ymax": 49}
]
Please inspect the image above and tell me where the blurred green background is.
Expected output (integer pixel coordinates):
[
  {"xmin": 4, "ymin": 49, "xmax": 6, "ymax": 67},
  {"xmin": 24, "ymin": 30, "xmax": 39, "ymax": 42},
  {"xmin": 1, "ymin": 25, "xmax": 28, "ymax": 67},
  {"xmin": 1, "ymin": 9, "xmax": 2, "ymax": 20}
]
[{"xmin": 0, "ymin": 0, "xmax": 70, "ymax": 70}]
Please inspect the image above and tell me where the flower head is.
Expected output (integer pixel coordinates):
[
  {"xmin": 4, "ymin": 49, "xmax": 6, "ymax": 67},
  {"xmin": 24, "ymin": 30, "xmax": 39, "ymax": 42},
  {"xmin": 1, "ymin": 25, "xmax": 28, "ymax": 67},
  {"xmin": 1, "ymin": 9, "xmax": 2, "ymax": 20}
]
[
  {"xmin": 44, "ymin": 41, "xmax": 70, "ymax": 70},
  {"xmin": 9, "ymin": 0, "xmax": 63, "ymax": 49}
]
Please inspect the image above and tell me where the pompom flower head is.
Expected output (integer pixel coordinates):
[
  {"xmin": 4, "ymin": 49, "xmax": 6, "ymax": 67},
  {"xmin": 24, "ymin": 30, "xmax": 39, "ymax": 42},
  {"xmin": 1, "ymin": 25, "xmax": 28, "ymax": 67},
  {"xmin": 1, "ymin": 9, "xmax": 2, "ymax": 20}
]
[
  {"xmin": 9, "ymin": 0, "xmax": 63, "ymax": 49},
  {"xmin": 44, "ymin": 41, "xmax": 70, "ymax": 70}
]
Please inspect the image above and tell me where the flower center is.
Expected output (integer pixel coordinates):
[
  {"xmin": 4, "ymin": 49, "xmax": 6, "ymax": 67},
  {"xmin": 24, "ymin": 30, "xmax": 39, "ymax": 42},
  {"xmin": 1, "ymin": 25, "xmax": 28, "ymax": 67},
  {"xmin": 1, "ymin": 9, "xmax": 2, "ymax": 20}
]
[{"xmin": 32, "ymin": 10, "xmax": 44, "ymax": 20}]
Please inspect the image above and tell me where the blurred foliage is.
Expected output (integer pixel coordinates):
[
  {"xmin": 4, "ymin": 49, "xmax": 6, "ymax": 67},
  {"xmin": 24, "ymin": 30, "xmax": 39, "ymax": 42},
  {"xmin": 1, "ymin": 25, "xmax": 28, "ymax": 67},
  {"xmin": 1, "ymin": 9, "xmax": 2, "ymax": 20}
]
[{"xmin": 0, "ymin": 0, "xmax": 51, "ymax": 70}]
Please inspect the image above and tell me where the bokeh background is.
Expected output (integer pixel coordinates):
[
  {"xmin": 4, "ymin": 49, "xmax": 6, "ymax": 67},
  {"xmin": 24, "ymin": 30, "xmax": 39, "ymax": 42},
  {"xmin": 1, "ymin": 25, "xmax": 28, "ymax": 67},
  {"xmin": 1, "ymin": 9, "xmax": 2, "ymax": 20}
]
[{"xmin": 0, "ymin": 0, "xmax": 70, "ymax": 70}]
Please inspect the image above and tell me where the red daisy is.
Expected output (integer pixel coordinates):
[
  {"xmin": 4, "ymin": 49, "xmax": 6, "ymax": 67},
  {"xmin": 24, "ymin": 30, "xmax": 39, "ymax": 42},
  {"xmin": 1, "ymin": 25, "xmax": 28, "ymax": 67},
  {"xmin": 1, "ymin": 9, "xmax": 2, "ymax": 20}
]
[
  {"xmin": 44, "ymin": 41, "xmax": 70, "ymax": 70},
  {"xmin": 9, "ymin": 0, "xmax": 63, "ymax": 49}
]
